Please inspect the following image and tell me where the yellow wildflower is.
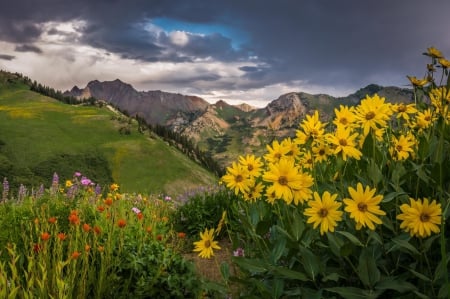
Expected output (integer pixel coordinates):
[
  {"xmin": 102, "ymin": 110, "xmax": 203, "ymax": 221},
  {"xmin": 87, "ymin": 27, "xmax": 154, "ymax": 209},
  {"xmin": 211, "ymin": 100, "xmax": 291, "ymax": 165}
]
[
  {"xmin": 397, "ymin": 198, "xmax": 441, "ymax": 238},
  {"xmin": 343, "ymin": 183, "xmax": 386, "ymax": 230}
]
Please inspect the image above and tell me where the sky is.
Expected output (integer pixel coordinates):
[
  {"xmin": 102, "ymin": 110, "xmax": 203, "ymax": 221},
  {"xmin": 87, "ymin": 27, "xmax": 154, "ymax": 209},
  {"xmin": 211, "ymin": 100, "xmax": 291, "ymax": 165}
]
[{"xmin": 1, "ymin": 0, "xmax": 449, "ymax": 107}]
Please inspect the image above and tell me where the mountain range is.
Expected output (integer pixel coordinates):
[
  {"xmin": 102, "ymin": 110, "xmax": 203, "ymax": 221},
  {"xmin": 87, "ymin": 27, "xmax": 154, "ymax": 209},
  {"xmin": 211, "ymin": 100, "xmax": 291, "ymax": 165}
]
[{"xmin": 65, "ymin": 79, "xmax": 414, "ymax": 165}]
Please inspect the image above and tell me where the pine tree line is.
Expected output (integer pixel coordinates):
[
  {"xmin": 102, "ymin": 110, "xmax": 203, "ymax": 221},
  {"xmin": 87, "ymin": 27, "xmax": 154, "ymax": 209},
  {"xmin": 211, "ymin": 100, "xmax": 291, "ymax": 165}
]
[{"xmin": 136, "ymin": 116, "xmax": 224, "ymax": 177}]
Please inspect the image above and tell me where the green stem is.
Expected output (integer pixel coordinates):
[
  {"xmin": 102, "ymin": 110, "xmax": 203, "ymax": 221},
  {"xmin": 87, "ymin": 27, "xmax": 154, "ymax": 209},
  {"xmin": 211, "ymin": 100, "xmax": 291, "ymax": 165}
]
[{"xmin": 441, "ymin": 200, "xmax": 450, "ymax": 299}]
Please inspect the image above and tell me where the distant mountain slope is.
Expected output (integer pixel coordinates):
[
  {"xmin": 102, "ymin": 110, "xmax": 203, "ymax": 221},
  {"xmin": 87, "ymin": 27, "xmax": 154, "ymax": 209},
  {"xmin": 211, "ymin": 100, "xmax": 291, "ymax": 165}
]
[
  {"xmin": 66, "ymin": 78, "xmax": 414, "ymax": 166},
  {"xmin": 0, "ymin": 72, "xmax": 216, "ymax": 194},
  {"xmin": 66, "ymin": 79, "xmax": 209, "ymax": 125}
]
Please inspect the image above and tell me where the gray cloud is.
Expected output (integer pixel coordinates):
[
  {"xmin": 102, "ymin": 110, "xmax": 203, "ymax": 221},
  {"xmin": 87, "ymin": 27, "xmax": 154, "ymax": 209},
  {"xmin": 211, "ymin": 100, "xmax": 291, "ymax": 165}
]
[
  {"xmin": 0, "ymin": 54, "xmax": 15, "ymax": 60},
  {"xmin": 0, "ymin": 0, "xmax": 450, "ymax": 102},
  {"xmin": 15, "ymin": 44, "xmax": 42, "ymax": 53}
]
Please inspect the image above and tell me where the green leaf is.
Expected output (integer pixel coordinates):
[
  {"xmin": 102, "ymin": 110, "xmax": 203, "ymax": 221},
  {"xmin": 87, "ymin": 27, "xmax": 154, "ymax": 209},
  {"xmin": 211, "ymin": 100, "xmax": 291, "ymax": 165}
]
[
  {"xmin": 408, "ymin": 268, "xmax": 432, "ymax": 282},
  {"xmin": 220, "ymin": 261, "xmax": 230, "ymax": 281},
  {"xmin": 322, "ymin": 272, "xmax": 341, "ymax": 282},
  {"xmin": 434, "ymin": 257, "xmax": 449, "ymax": 283},
  {"xmin": 357, "ymin": 247, "xmax": 380, "ymax": 288},
  {"xmin": 325, "ymin": 287, "xmax": 378, "ymax": 299},
  {"xmin": 299, "ymin": 247, "xmax": 320, "ymax": 281},
  {"xmin": 390, "ymin": 237, "xmax": 420, "ymax": 256},
  {"xmin": 275, "ymin": 225, "xmax": 293, "ymax": 241},
  {"xmin": 336, "ymin": 231, "xmax": 364, "ymax": 247},
  {"xmin": 375, "ymin": 277, "xmax": 417, "ymax": 293},
  {"xmin": 300, "ymin": 287, "xmax": 323, "ymax": 299},
  {"xmin": 326, "ymin": 232, "xmax": 343, "ymax": 257},
  {"xmin": 438, "ymin": 283, "xmax": 450, "ymax": 299},
  {"xmin": 382, "ymin": 191, "xmax": 406, "ymax": 203},
  {"xmin": 271, "ymin": 266, "xmax": 309, "ymax": 281},
  {"xmin": 272, "ymin": 278, "xmax": 284, "ymax": 299},
  {"xmin": 366, "ymin": 230, "xmax": 382, "ymax": 245},
  {"xmin": 232, "ymin": 257, "xmax": 267, "ymax": 274},
  {"xmin": 290, "ymin": 209, "xmax": 305, "ymax": 241},
  {"xmin": 367, "ymin": 159, "xmax": 382, "ymax": 187},
  {"xmin": 270, "ymin": 236, "xmax": 286, "ymax": 263}
]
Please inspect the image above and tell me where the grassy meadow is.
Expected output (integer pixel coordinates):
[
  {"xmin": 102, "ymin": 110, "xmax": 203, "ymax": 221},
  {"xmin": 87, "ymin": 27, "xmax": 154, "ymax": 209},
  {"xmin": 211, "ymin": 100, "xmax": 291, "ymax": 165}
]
[{"xmin": 0, "ymin": 75, "xmax": 216, "ymax": 194}]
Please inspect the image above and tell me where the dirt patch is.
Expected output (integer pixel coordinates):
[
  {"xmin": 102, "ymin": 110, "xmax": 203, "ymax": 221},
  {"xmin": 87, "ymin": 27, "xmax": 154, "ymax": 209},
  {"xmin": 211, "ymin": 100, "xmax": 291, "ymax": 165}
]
[{"xmin": 183, "ymin": 239, "xmax": 235, "ymax": 282}]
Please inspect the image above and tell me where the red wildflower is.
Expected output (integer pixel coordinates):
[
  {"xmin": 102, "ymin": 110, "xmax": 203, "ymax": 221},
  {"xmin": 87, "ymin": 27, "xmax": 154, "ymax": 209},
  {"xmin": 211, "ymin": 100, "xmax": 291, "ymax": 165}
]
[
  {"xmin": 40, "ymin": 232, "xmax": 51, "ymax": 241},
  {"xmin": 177, "ymin": 232, "xmax": 186, "ymax": 239},
  {"xmin": 83, "ymin": 223, "xmax": 91, "ymax": 232},
  {"xmin": 137, "ymin": 213, "xmax": 143, "ymax": 220},
  {"xmin": 68, "ymin": 211, "xmax": 80, "ymax": 225},
  {"xmin": 48, "ymin": 217, "xmax": 57, "ymax": 224},
  {"xmin": 93, "ymin": 226, "xmax": 102, "ymax": 235},
  {"xmin": 33, "ymin": 243, "xmax": 41, "ymax": 253},
  {"xmin": 85, "ymin": 244, "xmax": 91, "ymax": 252},
  {"xmin": 117, "ymin": 219, "xmax": 127, "ymax": 228},
  {"xmin": 57, "ymin": 232, "xmax": 67, "ymax": 241},
  {"xmin": 97, "ymin": 205, "xmax": 105, "ymax": 212},
  {"xmin": 146, "ymin": 226, "xmax": 152, "ymax": 233},
  {"xmin": 104, "ymin": 198, "xmax": 113, "ymax": 206},
  {"xmin": 71, "ymin": 251, "xmax": 81, "ymax": 259}
]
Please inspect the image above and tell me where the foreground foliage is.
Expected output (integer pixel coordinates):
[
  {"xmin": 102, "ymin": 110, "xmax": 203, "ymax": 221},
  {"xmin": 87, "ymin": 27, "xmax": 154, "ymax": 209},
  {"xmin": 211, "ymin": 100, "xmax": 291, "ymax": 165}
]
[
  {"xmin": 218, "ymin": 47, "xmax": 450, "ymax": 298},
  {"xmin": 0, "ymin": 176, "xmax": 206, "ymax": 298}
]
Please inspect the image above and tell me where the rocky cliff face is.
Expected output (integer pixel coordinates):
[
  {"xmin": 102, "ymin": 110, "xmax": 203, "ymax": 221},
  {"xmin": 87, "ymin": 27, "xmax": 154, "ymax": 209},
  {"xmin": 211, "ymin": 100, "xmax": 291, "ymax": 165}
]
[{"xmin": 64, "ymin": 79, "xmax": 209, "ymax": 125}]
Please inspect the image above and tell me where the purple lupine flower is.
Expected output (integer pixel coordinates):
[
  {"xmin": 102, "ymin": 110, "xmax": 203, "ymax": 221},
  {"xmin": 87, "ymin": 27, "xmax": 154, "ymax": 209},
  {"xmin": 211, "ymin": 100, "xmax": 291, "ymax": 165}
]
[
  {"xmin": 95, "ymin": 184, "xmax": 102, "ymax": 196},
  {"xmin": 233, "ymin": 247, "xmax": 245, "ymax": 257},
  {"xmin": 51, "ymin": 172, "xmax": 59, "ymax": 195},
  {"xmin": 131, "ymin": 207, "xmax": 141, "ymax": 214},
  {"xmin": 18, "ymin": 184, "xmax": 27, "ymax": 201},
  {"xmin": 52, "ymin": 172, "xmax": 59, "ymax": 186},
  {"xmin": 2, "ymin": 177, "xmax": 9, "ymax": 201},
  {"xmin": 34, "ymin": 184, "xmax": 45, "ymax": 199},
  {"xmin": 66, "ymin": 185, "xmax": 78, "ymax": 199}
]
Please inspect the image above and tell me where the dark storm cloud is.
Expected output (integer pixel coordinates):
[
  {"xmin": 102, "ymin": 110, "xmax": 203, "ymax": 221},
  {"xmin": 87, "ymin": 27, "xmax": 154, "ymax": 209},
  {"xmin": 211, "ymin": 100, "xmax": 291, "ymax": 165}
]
[
  {"xmin": 0, "ymin": 54, "xmax": 15, "ymax": 61},
  {"xmin": 15, "ymin": 44, "xmax": 42, "ymax": 53},
  {"xmin": 1, "ymin": 0, "xmax": 450, "ymax": 95}
]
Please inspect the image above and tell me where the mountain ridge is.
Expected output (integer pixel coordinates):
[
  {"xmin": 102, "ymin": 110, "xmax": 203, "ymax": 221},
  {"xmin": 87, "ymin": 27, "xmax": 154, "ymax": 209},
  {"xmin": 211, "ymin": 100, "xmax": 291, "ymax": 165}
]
[{"xmin": 63, "ymin": 78, "xmax": 413, "ymax": 165}]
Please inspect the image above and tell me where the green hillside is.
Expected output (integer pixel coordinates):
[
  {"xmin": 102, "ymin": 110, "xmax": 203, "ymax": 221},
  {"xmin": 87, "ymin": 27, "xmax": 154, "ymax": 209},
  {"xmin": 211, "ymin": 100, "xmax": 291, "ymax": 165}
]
[{"xmin": 0, "ymin": 72, "xmax": 216, "ymax": 195}]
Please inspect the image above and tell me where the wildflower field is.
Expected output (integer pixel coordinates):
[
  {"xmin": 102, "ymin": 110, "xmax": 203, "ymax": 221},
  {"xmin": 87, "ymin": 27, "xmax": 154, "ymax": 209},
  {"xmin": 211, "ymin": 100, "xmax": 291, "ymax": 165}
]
[{"xmin": 0, "ymin": 48, "xmax": 449, "ymax": 298}]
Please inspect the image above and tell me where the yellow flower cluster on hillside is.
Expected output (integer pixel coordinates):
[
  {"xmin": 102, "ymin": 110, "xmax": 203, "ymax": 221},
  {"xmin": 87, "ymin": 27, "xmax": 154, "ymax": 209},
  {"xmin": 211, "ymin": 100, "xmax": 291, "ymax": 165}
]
[{"xmin": 221, "ymin": 46, "xmax": 449, "ymax": 238}]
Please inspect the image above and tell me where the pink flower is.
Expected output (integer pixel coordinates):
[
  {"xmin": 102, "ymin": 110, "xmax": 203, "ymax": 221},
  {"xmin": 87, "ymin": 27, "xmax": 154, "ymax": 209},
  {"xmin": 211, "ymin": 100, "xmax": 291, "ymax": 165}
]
[
  {"xmin": 233, "ymin": 247, "xmax": 245, "ymax": 257},
  {"xmin": 132, "ymin": 207, "xmax": 141, "ymax": 214},
  {"xmin": 80, "ymin": 177, "xmax": 92, "ymax": 186}
]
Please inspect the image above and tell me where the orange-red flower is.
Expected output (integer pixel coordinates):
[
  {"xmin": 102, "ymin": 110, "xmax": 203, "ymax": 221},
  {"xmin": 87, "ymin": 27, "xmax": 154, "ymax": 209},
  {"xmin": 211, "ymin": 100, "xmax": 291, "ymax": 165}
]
[
  {"xmin": 83, "ymin": 223, "xmax": 91, "ymax": 232},
  {"xmin": 85, "ymin": 244, "xmax": 91, "ymax": 252},
  {"xmin": 48, "ymin": 217, "xmax": 57, "ymax": 224},
  {"xmin": 71, "ymin": 251, "xmax": 81, "ymax": 259},
  {"xmin": 146, "ymin": 226, "xmax": 152, "ymax": 233},
  {"xmin": 41, "ymin": 232, "xmax": 51, "ymax": 241},
  {"xmin": 97, "ymin": 205, "xmax": 105, "ymax": 212},
  {"xmin": 157, "ymin": 235, "xmax": 163, "ymax": 241},
  {"xmin": 93, "ymin": 226, "xmax": 102, "ymax": 235},
  {"xmin": 104, "ymin": 198, "xmax": 113, "ymax": 206},
  {"xmin": 137, "ymin": 213, "xmax": 143, "ymax": 220},
  {"xmin": 117, "ymin": 219, "xmax": 127, "ymax": 228},
  {"xmin": 68, "ymin": 210, "xmax": 80, "ymax": 225},
  {"xmin": 178, "ymin": 232, "xmax": 186, "ymax": 239},
  {"xmin": 57, "ymin": 232, "xmax": 67, "ymax": 241}
]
